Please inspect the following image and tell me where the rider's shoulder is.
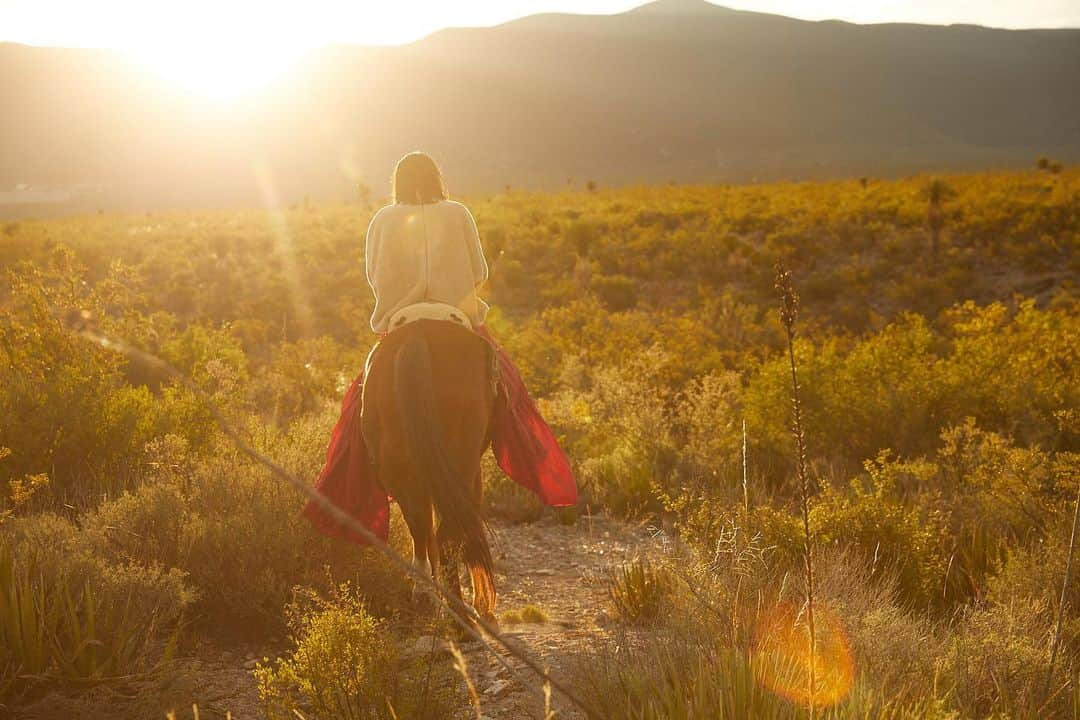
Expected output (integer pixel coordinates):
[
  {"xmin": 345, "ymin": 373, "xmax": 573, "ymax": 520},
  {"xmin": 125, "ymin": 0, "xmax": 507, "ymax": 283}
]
[
  {"xmin": 367, "ymin": 203, "xmax": 398, "ymax": 230},
  {"xmin": 441, "ymin": 199, "xmax": 475, "ymax": 220}
]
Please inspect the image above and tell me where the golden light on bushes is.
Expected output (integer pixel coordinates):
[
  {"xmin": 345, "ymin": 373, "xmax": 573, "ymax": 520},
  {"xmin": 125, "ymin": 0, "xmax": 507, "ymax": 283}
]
[{"xmin": 751, "ymin": 601, "xmax": 855, "ymax": 708}]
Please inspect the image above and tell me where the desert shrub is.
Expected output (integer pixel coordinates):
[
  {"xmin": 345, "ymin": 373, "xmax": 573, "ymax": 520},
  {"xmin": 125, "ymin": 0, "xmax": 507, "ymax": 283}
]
[
  {"xmin": 941, "ymin": 596, "xmax": 1070, "ymax": 718},
  {"xmin": 545, "ymin": 348, "xmax": 678, "ymax": 515},
  {"xmin": 744, "ymin": 303, "xmax": 1078, "ymax": 481},
  {"xmin": 987, "ymin": 515, "xmax": 1080, "ymax": 657},
  {"xmin": 574, "ymin": 638, "xmax": 793, "ymax": 720},
  {"xmin": 744, "ymin": 316, "xmax": 941, "ymax": 477},
  {"xmin": 812, "ymin": 550, "xmax": 943, "ymax": 701},
  {"xmin": 256, "ymin": 590, "xmax": 396, "ymax": 720},
  {"xmin": 501, "ymin": 604, "xmax": 549, "ymax": 625},
  {"xmin": 939, "ymin": 300, "xmax": 1079, "ymax": 449},
  {"xmin": 83, "ymin": 424, "xmax": 410, "ymax": 636},
  {"xmin": 0, "ymin": 448, "xmax": 48, "ymax": 525},
  {"xmin": 932, "ymin": 421, "xmax": 1062, "ymax": 603},
  {"xmin": 606, "ymin": 559, "xmax": 674, "ymax": 625},
  {"xmin": 256, "ymin": 585, "xmax": 456, "ymax": 720},
  {"xmin": 0, "ymin": 513, "xmax": 191, "ymax": 695},
  {"xmin": 673, "ymin": 370, "xmax": 744, "ymax": 489},
  {"xmin": 578, "ymin": 550, "xmax": 948, "ymax": 720},
  {"xmin": 591, "ymin": 274, "xmax": 639, "ymax": 311},
  {"xmin": 83, "ymin": 480, "xmax": 188, "ymax": 569},
  {"xmin": 519, "ymin": 604, "xmax": 549, "ymax": 623},
  {"xmin": 0, "ymin": 266, "xmax": 140, "ymax": 505},
  {"xmin": 935, "ymin": 420, "xmax": 1057, "ymax": 532},
  {"xmin": 0, "ymin": 264, "xmax": 226, "ymax": 510},
  {"xmin": 481, "ymin": 452, "xmax": 544, "ymax": 523},
  {"xmin": 809, "ymin": 471, "xmax": 948, "ymax": 608},
  {"xmin": 248, "ymin": 336, "xmax": 364, "ymax": 426}
]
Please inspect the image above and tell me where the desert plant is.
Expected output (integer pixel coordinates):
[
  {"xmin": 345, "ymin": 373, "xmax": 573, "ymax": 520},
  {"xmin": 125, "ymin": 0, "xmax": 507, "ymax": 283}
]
[
  {"xmin": 255, "ymin": 584, "xmax": 457, "ymax": 720},
  {"xmin": 520, "ymin": 605, "xmax": 549, "ymax": 623},
  {"xmin": 0, "ymin": 448, "xmax": 48, "ymax": 525},
  {"xmin": 606, "ymin": 559, "xmax": 672, "ymax": 624},
  {"xmin": 0, "ymin": 514, "xmax": 190, "ymax": 695},
  {"xmin": 776, "ymin": 259, "xmax": 819, "ymax": 716},
  {"xmin": 921, "ymin": 178, "xmax": 957, "ymax": 258}
]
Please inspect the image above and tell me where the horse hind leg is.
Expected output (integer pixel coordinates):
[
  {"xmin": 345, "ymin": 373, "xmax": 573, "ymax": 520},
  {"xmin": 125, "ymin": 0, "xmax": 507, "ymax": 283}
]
[
  {"xmin": 436, "ymin": 522, "xmax": 465, "ymax": 613},
  {"xmin": 413, "ymin": 512, "xmax": 434, "ymax": 606},
  {"xmin": 399, "ymin": 492, "xmax": 435, "ymax": 609},
  {"xmin": 466, "ymin": 470, "xmax": 497, "ymax": 623},
  {"xmin": 438, "ymin": 475, "xmax": 496, "ymax": 629},
  {"xmin": 427, "ymin": 528, "xmax": 440, "ymax": 585}
]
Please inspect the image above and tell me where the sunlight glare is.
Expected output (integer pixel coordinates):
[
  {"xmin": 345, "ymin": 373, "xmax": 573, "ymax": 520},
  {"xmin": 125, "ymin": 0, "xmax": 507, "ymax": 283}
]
[
  {"xmin": 118, "ymin": 2, "xmax": 330, "ymax": 101},
  {"xmin": 129, "ymin": 38, "xmax": 311, "ymax": 100},
  {"xmin": 751, "ymin": 601, "xmax": 855, "ymax": 709}
]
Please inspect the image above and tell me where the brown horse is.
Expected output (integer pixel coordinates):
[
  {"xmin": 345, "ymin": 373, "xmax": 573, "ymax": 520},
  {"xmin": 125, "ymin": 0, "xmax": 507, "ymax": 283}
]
[{"xmin": 361, "ymin": 319, "xmax": 498, "ymax": 621}]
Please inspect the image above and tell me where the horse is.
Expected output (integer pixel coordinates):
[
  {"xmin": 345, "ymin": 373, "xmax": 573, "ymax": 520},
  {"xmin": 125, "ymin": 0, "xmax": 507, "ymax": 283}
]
[{"xmin": 361, "ymin": 319, "xmax": 499, "ymax": 622}]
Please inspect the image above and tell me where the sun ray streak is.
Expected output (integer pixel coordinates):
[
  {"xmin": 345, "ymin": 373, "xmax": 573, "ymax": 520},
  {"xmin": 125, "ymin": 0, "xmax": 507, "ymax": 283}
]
[{"xmin": 254, "ymin": 161, "xmax": 315, "ymax": 340}]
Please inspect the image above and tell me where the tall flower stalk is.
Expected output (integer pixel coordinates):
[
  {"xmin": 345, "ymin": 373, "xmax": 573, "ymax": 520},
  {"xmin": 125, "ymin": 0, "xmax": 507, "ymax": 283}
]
[
  {"xmin": 776, "ymin": 259, "xmax": 817, "ymax": 718},
  {"xmin": 742, "ymin": 418, "xmax": 749, "ymax": 516},
  {"xmin": 1046, "ymin": 476, "xmax": 1080, "ymax": 698}
]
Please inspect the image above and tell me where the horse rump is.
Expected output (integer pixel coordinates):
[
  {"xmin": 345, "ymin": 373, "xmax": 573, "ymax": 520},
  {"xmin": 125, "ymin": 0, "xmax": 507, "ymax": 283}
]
[{"xmin": 392, "ymin": 328, "xmax": 496, "ymax": 619}]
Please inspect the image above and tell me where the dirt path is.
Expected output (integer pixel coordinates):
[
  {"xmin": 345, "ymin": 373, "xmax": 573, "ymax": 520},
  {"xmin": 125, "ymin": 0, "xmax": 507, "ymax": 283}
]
[{"xmin": 451, "ymin": 512, "xmax": 665, "ymax": 720}]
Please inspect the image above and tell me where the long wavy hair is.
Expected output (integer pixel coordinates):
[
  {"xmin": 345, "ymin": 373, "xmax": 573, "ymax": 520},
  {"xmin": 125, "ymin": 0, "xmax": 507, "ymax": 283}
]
[{"xmin": 392, "ymin": 151, "xmax": 448, "ymax": 205}]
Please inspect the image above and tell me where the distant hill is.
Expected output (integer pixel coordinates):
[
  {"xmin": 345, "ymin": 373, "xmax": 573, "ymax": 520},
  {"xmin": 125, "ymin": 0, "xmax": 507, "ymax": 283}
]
[{"xmin": 1, "ymin": 0, "xmax": 1078, "ymax": 215}]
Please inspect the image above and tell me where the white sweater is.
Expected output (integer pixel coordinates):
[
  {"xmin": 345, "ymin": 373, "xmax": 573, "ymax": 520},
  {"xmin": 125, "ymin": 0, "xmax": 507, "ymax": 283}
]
[{"xmin": 365, "ymin": 200, "xmax": 490, "ymax": 333}]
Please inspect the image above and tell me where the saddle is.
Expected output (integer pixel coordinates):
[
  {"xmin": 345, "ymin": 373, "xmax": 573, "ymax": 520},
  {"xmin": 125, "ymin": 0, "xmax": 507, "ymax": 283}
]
[
  {"xmin": 363, "ymin": 302, "xmax": 500, "ymax": 409},
  {"xmin": 387, "ymin": 302, "xmax": 472, "ymax": 332}
]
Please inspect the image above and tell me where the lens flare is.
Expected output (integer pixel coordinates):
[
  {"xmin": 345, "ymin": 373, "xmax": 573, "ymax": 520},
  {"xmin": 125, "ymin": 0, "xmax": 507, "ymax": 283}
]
[
  {"xmin": 751, "ymin": 601, "xmax": 855, "ymax": 708},
  {"xmin": 254, "ymin": 162, "xmax": 315, "ymax": 338}
]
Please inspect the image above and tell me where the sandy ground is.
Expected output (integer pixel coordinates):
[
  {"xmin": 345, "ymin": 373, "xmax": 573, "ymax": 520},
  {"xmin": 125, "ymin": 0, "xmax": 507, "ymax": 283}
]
[{"xmin": 454, "ymin": 512, "xmax": 666, "ymax": 720}]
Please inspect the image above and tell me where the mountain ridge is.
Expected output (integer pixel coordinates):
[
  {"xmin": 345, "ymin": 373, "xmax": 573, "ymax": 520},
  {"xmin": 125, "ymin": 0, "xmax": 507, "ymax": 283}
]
[{"xmin": 1, "ymin": 2, "xmax": 1078, "ymax": 216}]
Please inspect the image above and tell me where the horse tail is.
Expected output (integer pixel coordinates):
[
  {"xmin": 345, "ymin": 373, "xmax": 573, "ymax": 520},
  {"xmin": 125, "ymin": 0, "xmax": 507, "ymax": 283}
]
[{"xmin": 393, "ymin": 333, "xmax": 496, "ymax": 618}]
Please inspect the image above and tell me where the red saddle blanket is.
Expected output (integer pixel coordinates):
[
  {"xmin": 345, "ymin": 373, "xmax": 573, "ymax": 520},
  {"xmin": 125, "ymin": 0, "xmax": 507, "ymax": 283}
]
[{"xmin": 301, "ymin": 326, "xmax": 578, "ymax": 544}]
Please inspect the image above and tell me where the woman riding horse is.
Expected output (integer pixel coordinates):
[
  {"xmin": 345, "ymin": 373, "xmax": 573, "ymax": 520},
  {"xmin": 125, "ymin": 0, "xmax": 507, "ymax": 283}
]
[{"xmin": 303, "ymin": 152, "xmax": 577, "ymax": 620}]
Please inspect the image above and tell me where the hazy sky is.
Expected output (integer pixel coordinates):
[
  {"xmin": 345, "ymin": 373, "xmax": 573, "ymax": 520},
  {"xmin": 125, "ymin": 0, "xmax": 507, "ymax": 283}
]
[{"xmin": 2, "ymin": 0, "xmax": 1078, "ymax": 50}]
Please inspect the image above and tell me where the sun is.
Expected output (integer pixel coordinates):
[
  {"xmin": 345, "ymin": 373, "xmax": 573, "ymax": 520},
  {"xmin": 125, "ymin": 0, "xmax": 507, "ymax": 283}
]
[
  {"xmin": 124, "ymin": 24, "xmax": 315, "ymax": 101},
  {"xmin": 111, "ymin": 2, "xmax": 430, "ymax": 100},
  {"xmin": 128, "ymin": 37, "xmax": 311, "ymax": 101}
]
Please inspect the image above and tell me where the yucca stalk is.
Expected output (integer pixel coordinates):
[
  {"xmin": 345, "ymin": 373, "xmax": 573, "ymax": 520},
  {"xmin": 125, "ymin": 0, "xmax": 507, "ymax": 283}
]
[
  {"xmin": 742, "ymin": 418, "xmax": 750, "ymax": 516},
  {"xmin": 775, "ymin": 259, "xmax": 817, "ymax": 718},
  {"xmin": 1046, "ymin": 479, "xmax": 1080, "ymax": 698}
]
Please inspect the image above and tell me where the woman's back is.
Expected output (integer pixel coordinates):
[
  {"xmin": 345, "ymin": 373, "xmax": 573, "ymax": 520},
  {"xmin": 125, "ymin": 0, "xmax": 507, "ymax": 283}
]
[{"xmin": 366, "ymin": 199, "xmax": 489, "ymax": 333}]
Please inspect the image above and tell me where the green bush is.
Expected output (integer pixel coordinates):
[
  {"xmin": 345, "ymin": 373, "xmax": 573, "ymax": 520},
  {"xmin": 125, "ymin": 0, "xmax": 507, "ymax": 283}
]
[
  {"xmin": 83, "ymin": 424, "xmax": 410, "ymax": 636},
  {"xmin": 941, "ymin": 597, "xmax": 1069, "ymax": 718},
  {"xmin": 256, "ymin": 590, "xmax": 396, "ymax": 720},
  {"xmin": 810, "ymin": 466, "xmax": 948, "ymax": 608},
  {"xmin": 545, "ymin": 349, "xmax": 679, "ymax": 515},
  {"xmin": 0, "ymin": 514, "xmax": 191, "ymax": 695},
  {"xmin": 592, "ymin": 274, "xmax": 639, "ymax": 311},
  {"xmin": 256, "ymin": 585, "xmax": 456, "ymax": 720},
  {"xmin": 481, "ymin": 451, "xmax": 544, "ymax": 523},
  {"xmin": 606, "ymin": 560, "xmax": 673, "ymax": 625}
]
